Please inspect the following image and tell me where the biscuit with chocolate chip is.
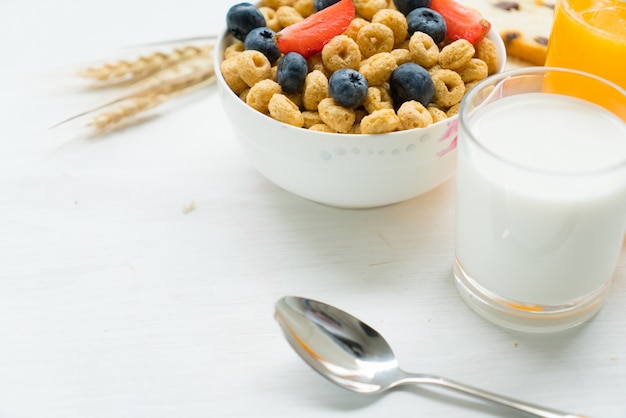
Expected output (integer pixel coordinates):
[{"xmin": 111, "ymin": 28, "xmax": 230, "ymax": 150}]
[{"xmin": 460, "ymin": 0, "xmax": 554, "ymax": 65}]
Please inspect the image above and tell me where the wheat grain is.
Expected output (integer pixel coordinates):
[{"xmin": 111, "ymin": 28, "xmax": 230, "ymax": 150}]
[{"xmin": 77, "ymin": 44, "xmax": 213, "ymax": 86}]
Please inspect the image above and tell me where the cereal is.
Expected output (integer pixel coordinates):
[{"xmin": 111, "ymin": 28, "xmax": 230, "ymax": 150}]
[
  {"xmin": 475, "ymin": 37, "xmax": 498, "ymax": 75},
  {"xmin": 259, "ymin": 6, "xmax": 282, "ymax": 32},
  {"xmin": 246, "ymin": 79, "xmax": 282, "ymax": 113},
  {"xmin": 364, "ymin": 86, "xmax": 394, "ymax": 114},
  {"xmin": 397, "ymin": 100, "xmax": 434, "ymax": 130},
  {"xmin": 262, "ymin": 0, "xmax": 293, "ymax": 9},
  {"xmin": 286, "ymin": 91, "xmax": 304, "ymax": 109},
  {"xmin": 302, "ymin": 70, "xmax": 329, "ymax": 111},
  {"xmin": 309, "ymin": 123, "xmax": 337, "ymax": 133},
  {"xmin": 302, "ymin": 110, "xmax": 323, "ymax": 128},
  {"xmin": 293, "ymin": 0, "xmax": 315, "ymax": 17},
  {"xmin": 239, "ymin": 88, "xmax": 250, "ymax": 102},
  {"xmin": 224, "ymin": 41, "xmax": 244, "ymax": 60},
  {"xmin": 356, "ymin": 23, "xmax": 395, "ymax": 58},
  {"xmin": 427, "ymin": 105, "xmax": 448, "ymax": 123},
  {"xmin": 409, "ymin": 32, "xmax": 439, "ymax": 68},
  {"xmin": 360, "ymin": 109, "xmax": 400, "ymax": 134},
  {"xmin": 359, "ymin": 52, "xmax": 397, "ymax": 86},
  {"xmin": 343, "ymin": 17, "xmax": 369, "ymax": 42},
  {"xmin": 220, "ymin": 58, "xmax": 248, "ymax": 95},
  {"xmin": 237, "ymin": 50, "xmax": 272, "ymax": 87},
  {"xmin": 276, "ymin": 6, "xmax": 303, "ymax": 27},
  {"xmin": 390, "ymin": 48, "xmax": 413, "ymax": 65},
  {"xmin": 371, "ymin": 9, "xmax": 408, "ymax": 47},
  {"xmin": 446, "ymin": 103, "xmax": 460, "ymax": 117},
  {"xmin": 354, "ymin": 0, "xmax": 390, "ymax": 21},
  {"xmin": 457, "ymin": 58, "xmax": 488, "ymax": 83},
  {"xmin": 431, "ymin": 69, "xmax": 465, "ymax": 107},
  {"xmin": 439, "ymin": 39, "xmax": 475, "ymax": 70},
  {"xmin": 322, "ymin": 35, "xmax": 362, "ymax": 72},
  {"xmin": 221, "ymin": 1, "xmax": 500, "ymax": 134},
  {"xmin": 318, "ymin": 98, "xmax": 356, "ymax": 133},
  {"xmin": 269, "ymin": 94, "xmax": 305, "ymax": 127}
]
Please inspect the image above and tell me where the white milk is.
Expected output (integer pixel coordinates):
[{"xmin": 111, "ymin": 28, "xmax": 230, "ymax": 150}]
[{"xmin": 456, "ymin": 93, "xmax": 626, "ymax": 306}]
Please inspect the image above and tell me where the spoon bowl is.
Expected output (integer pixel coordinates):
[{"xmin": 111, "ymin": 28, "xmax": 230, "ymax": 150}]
[{"xmin": 274, "ymin": 296, "xmax": 587, "ymax": 418}]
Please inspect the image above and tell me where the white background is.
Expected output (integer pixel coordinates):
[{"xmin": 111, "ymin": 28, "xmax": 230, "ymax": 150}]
[{"xmin": 1, "ymin": 1, "xmax": 624, "ymax": 417}]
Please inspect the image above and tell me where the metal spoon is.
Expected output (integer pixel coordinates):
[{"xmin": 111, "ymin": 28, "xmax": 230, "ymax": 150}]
[{"xmin": 274, "ymin": 296, "xmax": 587, "ymax": 418}]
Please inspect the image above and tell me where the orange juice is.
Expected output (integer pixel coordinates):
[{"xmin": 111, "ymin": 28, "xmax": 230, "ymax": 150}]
[{"xmin": 545, "ymin": 0, "xmax": 626, "ymax": 119}]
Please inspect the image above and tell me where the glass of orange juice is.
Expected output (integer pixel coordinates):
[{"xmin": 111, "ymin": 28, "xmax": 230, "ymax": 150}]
[{"xmin": 545, "ymin": 0, "xmax": 626, "ymax": 119}]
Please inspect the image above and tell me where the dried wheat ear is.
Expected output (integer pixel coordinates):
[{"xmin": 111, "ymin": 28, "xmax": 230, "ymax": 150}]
[{"xmin": 52, "ymin": 40, "xmax": 216, "ymax": 138}]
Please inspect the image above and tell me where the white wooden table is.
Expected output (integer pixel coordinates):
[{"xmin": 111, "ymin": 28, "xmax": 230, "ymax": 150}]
[{"xmin": 1, "ymin": 1, "xmax": 624, "ymax": 417}]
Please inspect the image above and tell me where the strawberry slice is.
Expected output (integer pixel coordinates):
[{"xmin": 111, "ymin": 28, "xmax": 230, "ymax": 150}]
[
  {"xmin": 430, "ymin": 0, "xmax": 491, "ymax": 45},
  {"xmin": 275, "ymin": 0, "xmax": 355, "ymax": 58}
]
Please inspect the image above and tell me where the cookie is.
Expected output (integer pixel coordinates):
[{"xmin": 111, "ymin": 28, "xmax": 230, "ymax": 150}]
[{"xmin": 460, "ymin": 0, "xmax": 554, "ymax": 65}]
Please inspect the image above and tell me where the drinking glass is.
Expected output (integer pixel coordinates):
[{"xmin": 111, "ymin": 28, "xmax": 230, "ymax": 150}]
[{"xmin": 454, "ymin": 67, "xmax": 626, "ymax": 332}]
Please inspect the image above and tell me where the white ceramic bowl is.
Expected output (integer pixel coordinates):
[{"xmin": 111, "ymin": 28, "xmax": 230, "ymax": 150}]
[{"xmin": 215, "ymin": 28, "xmax": 506, "ymax": 208}]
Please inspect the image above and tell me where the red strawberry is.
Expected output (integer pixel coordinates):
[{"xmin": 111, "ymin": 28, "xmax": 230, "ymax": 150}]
[
  {"xmin": 430, "ymin": 0, "xmax": 491, "ymax": 45},
  {"xmin": 275, "ymin": 0, "xmax": 355, "ymax": 58}
]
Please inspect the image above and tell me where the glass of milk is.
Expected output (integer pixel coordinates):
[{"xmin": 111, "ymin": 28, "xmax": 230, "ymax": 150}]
[{"xmin": 454, "ymin": 67, "xmax": 626, "ymax": 333}]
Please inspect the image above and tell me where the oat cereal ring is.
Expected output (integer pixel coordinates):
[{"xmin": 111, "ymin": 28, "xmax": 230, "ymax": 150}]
[
  {"xmin": 307, "ymin": 53, "xmax": 330, "ymax": 77},
  {"xmin": 302, "ymin": 69, "xmax": 329, "ymax": 111},
  {"xmin": 220, "ymin": 58, "xmax": 248, "ymax": 95},
  {"xmin": 262, "ymin": 0, "xmax": 294, "ymax": 9},
  {"xmin": 464, "ymin": 80, "xmax": 480, "ymax": 94},
  {"xmin": 293, "ymin": 0, "xmax": 315, "ymax": 17},
  {"xmin": 309, "ymin": 123, "xmax": 337, "ymax": 133},
  {"xmin": 302, "ymin": 110, "xmax": 323, "ymax": 128},
  {"xmin": 286, "ymin": 91, "xmax": 303, "ymax": 109},
  {"xmin": 224, "ymin": 41, "xmax": 244, "ymax": 60},
  {"xmin": 431, "ymin": 69, "xmax": 465, "ymax": 107},
  {"xmin": 239, "ymin": 88, "xmax": 250, "ymax": 102},
  {"xmin": 360, "ymin": 109, "xmax": 400, "ymax": 134},
  {"xmin": 427, "ymin": 105, "xmax": 448, "ymax": 123},
  {"xmin": 269, "ymin": 94, "xmax": 304, "ymax": 127},
  {"xmin": 356, "ymin": 23, "xmax": 395, "ymax": 59},
  {"xmin": 322, "ymin": 35, "xmax": 362, "ymax": 72},
  {"xmin": 349, "ymin": 123, "xmax": 362, "ymax": 134},
  {"xmin": 475, "ymin": 37, "xmax": 498, "ymax": 75},
  {"xmin": 390, "ymin": 48, "xmax": 413, "ymax": 65},
  {"xmin": 259, "ymin": 6, "xmax": 281, "ymax": 32},
  {"xmin": 458, "ymin": 58, "xmax": 488, "ymax": 83},
  {"xmin": 318, "ymin": 98, "xmax": 356, "ymax": 133},
  {"xmin": 354, "ymin": 0, "xmax": 390, "ymax": 21},
  {"xmin": 397, "ymin": 100, "xmax": 434, "ymax": 130},
  {"xmin": 343, "ymin": 18, "xmax": 369, "ymax": 42},
  {"xmin": 372, "ymin": 9, "xmax": 409, "ymax": 47},
  {"xmin": 446, "ymin": 103, "xmax": 460, "ymax": 117},
  {"xmin": 237, "ymin": 50, "xmax": 272, "ymax": 87},
  {"xmin": 359, "ymin": 52, "xmax": 397, "ymax": 86},
  {"xmin": 439, "ymin": 39, "xmax": 475, "ymax": 70},
  {"xmin": 246, "ymin": 79, "xmax": 282, "ymax": 113},
  {"xmin": 363, "ymin": 86, "xmax": 394, "ymax": 114},
  {"xmin": 409, "ymin": 32, "xmax": 439, "ymax": 68},
  {"xmin": 276, "ymin": 6, "xmax": 303, "ymax": 27}
]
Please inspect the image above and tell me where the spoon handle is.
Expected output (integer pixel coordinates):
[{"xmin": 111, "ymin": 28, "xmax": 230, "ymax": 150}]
[{"xmin": 400, "ymin": 373, "xmax": 587, "ymax": 418}]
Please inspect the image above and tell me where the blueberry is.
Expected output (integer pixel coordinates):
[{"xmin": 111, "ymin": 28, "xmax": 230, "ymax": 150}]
[
  {"xmin": 314, "ymin": 0, "xmax": 341, "ymax": 11},
  {"xmin": 406, "ymin": 7, "xmax": 447, "ymax": 44},
  {"xmin": 277, "ymin": 52, "xmax": 309, "ymax": 93},
  {"xmin": 389, "ymin": 63, "xmax": 435, "ymax": 108},
  {"xmin": 392, "ymin": 0, "xmax": 432, "ymax": 16},
  {"xmin": 328, "ymin": 69, "xmax": 369, "ymax": 108},
  {"xmin": 244, "ymin": 27, "xmax": 281, "ymax": 64},
  {"xmin": 227, "ymin": 2, "xmax": 266, "ymax": 42}
]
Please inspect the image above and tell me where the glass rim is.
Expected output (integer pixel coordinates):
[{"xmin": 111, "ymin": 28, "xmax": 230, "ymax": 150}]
[{"xmin": 459, "ymin": 66, "xmax": 626, "ymax": 177}]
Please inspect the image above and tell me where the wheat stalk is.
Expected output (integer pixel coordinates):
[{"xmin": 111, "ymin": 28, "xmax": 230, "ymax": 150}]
[
  {"xmin": 77, "ymin": 43, "xmax": 213, "ymax": 86},
  {"xmin": 86, "ymin": 54, "xmax": 215, "ymax": 132}
]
